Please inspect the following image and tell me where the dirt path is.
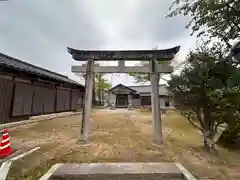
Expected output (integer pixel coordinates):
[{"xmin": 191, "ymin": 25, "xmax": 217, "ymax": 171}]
[{"xmin": 5, "ymin": 109, "xmax": 240, "ymax": 180}]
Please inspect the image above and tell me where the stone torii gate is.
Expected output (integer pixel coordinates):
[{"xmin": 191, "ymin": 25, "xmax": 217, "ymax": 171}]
[{"xmin": 67, "ymin": 46, "xmax": 180, "ymax": 144}]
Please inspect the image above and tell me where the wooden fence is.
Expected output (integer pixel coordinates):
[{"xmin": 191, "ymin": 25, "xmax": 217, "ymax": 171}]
[
  {"xmin": 0, "ymin": 78, "xmax": 14, "ymax": 124},
  {"xmin": 0, "ymin": 79, "xmax": 84, "ymax": 124}
]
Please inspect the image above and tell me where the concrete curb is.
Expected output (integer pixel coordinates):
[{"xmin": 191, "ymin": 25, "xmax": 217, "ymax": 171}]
[
  {"xmin": 10, "ymin": 147, "xmax": 40, "ymax": 161},
  {"xmin": 0, "ymin": 161, "xmax": 12, "ymax": 180},
  {"xmin": 0, "ymin": 147, "xmax": 41, "ymax": 180},
  {"xmin": 39, "ymin": 163, "xmax": 198, "ymax": 180},
  {"xmin": 39, "ymin": 163, "xmax": 64, "ymax": 180},
  {"xmin": 0, "ymin": 111, "xmax": 81, "ymax": 131},
  {"xmin": 39, "ymin": 162, "xmax": 184, "ymax": 180},
  {"xmin": 175, "ymin": 163, "xmax": 197, "ymax": 180},
  {"xmin": 0, "ymin": 111, "xmax": 82, "ymax": 179}
]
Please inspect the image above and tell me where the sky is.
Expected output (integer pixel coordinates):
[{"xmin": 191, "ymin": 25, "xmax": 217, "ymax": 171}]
[{"xmin": 0, "ymin": 0, "xmax": 198, "ymax": 86}]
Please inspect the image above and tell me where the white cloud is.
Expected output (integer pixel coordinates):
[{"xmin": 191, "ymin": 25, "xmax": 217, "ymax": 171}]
[{"xmin": 0, "ymin": 0, "xmax": 198, "ymax": 86}]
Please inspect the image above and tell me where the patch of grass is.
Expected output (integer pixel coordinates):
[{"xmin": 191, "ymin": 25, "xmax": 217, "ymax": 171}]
[{"xmin": 6, "ymin": 110, "xmax": 240, "ymax": 180}]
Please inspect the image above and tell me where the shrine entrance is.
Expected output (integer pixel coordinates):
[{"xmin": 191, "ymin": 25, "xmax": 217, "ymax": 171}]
[
  {"xmin": 68, "ymin": 46, "xmax": 180, "ymax": 144},
  {"xmin": 116, "ymin": 94, "xmax": 128, "ymax": 108}
]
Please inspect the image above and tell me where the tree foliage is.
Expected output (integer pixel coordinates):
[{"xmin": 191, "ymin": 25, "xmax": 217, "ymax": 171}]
[
  {"xmin": 80, "ymin": 64, "xmax": 111, "ymax": 105},
  {"xmin": 95, "ymin": 73, "xmax": 111, "ymax": 104},
  {"xmin": 129, "ymin": 72, "xmax": 150, "ymax": 83},
  {"xmin": 129, "ymin": 61, "xmax": 150, "ymax": 83},
  {"xmin": 167, "ymin": 0, "xmax": 240, "ymax": 148},
  {"xmin": 129, "ymin": 61, "xmax": 169, "ymax": 84},
  {"xmin": 168, "ymin": 0, "xmax": 240, "ymax": 48},
  {"xmin": 168, "ymin": 42, "xmax": 240, "ymax": 150},
  {"xmin": 82, "ymin": 74, "xmax": 111, "ymax": 104}
]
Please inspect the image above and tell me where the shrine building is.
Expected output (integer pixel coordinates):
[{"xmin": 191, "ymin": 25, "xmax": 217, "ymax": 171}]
[{"xmin": 106, "ymin": 84, "xmax": 172, "ymax": 108}]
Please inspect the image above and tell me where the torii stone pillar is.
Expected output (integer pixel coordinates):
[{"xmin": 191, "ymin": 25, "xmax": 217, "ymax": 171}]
[
  {"xmin": 150, "ymin": 59, "xmax": 163, "ymax": 144},
  {"xmin": 80, "ymin": 59, "xmax": 94, "ymax": 141}
]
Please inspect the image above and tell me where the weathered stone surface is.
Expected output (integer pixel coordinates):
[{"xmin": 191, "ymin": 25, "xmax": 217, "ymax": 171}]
[{"xmin": 47, "ymin": 163, "xmax": 184, "ymax": 180}]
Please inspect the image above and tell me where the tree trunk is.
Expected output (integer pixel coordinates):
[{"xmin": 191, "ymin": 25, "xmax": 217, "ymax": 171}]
[
  {"xmin": 101, "ymin": 91, "xmax": 104, "ymax": 105},
  {"xmin": 97, "ymin": 89, "xmax": 102, "ymax": 105},
  {"xmin": 200, "ymin": 109, "xmax": 217, "ymax": 152},
  {"xmin": 202, "ymin": 130, "xmax": 216, "ymax": 152},
  {"xmin": 92, "ymin": 73, "xmax": 96, "ymax": 106}
]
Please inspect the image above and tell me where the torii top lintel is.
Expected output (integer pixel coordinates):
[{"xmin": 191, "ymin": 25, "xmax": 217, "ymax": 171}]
[{"xmin": 67, "ymin": 46, "xmax": 180, "ymax": 61}]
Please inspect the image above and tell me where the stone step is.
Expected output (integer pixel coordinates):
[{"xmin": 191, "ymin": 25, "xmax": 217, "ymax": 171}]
[
  {"xmin": 40, "ymin": 163, "xmax": 187, "ymax": 180},
  {"xmin": 50, "ymin": 175, "xmax": 183, "ymax": 180}
]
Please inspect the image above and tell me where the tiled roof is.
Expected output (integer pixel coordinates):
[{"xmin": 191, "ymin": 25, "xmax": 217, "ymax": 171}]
[
  {"xmin": 128, "ymin": 85, "xmax": 169, "ymax": 96},
  {"xmin": 108, "ymin": 84, "xmax": 137, "ymax": 93},
  {"xmin": 0, "ymin": 53, "xmax": 84, "ymax": 87},
  {"xmin": 108, "ymin": 84, "xmax": 169, "ymax": 96}
]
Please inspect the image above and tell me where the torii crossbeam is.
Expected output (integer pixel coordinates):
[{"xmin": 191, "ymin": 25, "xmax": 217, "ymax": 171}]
[{"xmin": 67, "ymin": 46, "xmax": 180, "ymax": 144}]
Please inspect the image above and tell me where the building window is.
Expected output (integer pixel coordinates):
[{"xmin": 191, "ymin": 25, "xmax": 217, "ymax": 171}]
[
  {"xmin": 164, "ymin": 96, "xmax": 170, "ymax": 107},
  {"xmin": 141, "ymin": 96, "xmax": 151, "ymax": 106},
  {"xmin": 165, "ymin": 101, "xmax": 170, "ymax": 107}
]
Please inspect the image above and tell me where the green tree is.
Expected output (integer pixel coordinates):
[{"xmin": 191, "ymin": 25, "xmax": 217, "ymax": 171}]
[
  {"xmin": 129, "ymin": 47, "xmax": 162, "ymax": 83},
  {"xmin": 81, "ymin": 72, "xmax": 111, "ymax": 105},
  {"xmin": 167, "ymin": 0, "xmax": 240, "ymax": 48},
  {"xmin": 168, "ymin": 42, "xmax": 239, "ymax": 151},
  {"xmin": 129, "ymin": 60, "xmax": 182, "ymax": 84},
  {"xmin": 95, "ymin": 73, "xmax": 111, "ymax": 104},
  {"xmin": 129, "ymin": 61, "xmax": 151, "ymax": 83}
]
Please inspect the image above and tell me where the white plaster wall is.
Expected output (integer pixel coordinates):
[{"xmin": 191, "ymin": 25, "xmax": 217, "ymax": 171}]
[
  {"xmin": 128, "ymin": 94, "xmax": 132, "ymax": 100},
  {"xmin": 159, "ymin": 98, "xmax": 165, "ymax": 107},
  {"xmin": 133, "ymin": 99, "xmax": 141, "ymax": 106},
  {"xmin": 107, "ymin": 92, "xmax": 172, "ymax": 108}
]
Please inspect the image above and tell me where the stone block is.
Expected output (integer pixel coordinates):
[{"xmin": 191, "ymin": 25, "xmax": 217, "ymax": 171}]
[{"xmin": 41, "ymin": 163, "xmax": 184, "ymax": 180}]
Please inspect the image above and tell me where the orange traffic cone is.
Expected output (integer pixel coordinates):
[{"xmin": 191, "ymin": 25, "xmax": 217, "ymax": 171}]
[{"xmin": 0, "ymin": 129, "xmax": 12, "ymax": 158}]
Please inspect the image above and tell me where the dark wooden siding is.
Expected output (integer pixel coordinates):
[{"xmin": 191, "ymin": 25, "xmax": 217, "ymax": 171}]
[
  {"xmin": 32, "ymin": 86, "xmax": 44, "ymax": 115},
  {"xmin": 71, "ymin": 90, "xmax": 83, "ymax": 110},
  {"xmin": 56, "ymin": 88, "xmax": 71, "ymax": 112},
  {"xmin": 12, "ymin": 82, "xmax": 33, "ymax": 116},
  {"xmin": 31, "ymin": 86, "xmax": 56, "ymax": 115},
  {"xmin": 64, "ymin": 89, "xmax": 71, "ymax": 111},
  {"xmin": 0, "ymin": 71, "xmax": 84, "ymax": 124},
  {"xmin": 42, "ymin": 87, "xmax": 55, "ymax": 114},
  {"xmin": 141, "ymin": 96, "xmax": 151, "ymax": 106},
  {"xmin": 71, "ymin": 90, "xmax": 77, "ymax": 110},
  {"xmin": 56, "ymin": 88, "xmax": 65, "ymax": 112},
  {"xmin": 0, "ymin": 78, "xmax": 14, "ymax": 124},
  {"xmin": 13, "ymin": 84, "xmax": 78, "ymax": 117}
]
